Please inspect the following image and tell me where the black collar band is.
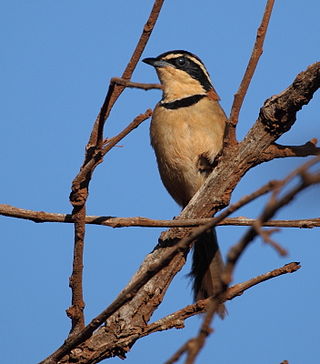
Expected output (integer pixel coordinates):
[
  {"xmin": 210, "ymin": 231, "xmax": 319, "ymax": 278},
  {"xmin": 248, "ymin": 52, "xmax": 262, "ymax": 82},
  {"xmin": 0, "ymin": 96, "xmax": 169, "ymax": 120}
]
[{"xmin": 160, "ymin": 94, "xmax": 206, "ymax": 109}]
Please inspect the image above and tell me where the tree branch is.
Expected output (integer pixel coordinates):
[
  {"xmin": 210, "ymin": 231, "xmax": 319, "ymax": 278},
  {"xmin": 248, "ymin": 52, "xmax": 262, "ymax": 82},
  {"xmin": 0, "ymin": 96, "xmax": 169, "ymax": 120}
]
[
  {"xmin": 38, "ymin": 160, "xmax": 319, "ymax": 364},
  {"xmin": 32, "ymin": 1, "xmax": 319, "ymax": 361},
  {"xmin": 66, "ymin": 109, "xmax": 152, "ymax": 335},
  {"xmin": 163, "ymin": 262, "xmax": 300, "ymax": 364},
  {"xmin": 175, "ymin": 61, "xmax": 320, "ymax": 226},
  {"xmin": 227, "ymin": 0, "xmax": 275, "ymax": 143},
  {"xmin": 65, "ymin": 0, "xmax": 164, "ymax": 339},
  {"xmin": 172, "ymin": 160, "xmax": 320, "ymax": 364},
  {"xmin": 224, "ymin": 158, "xmax": 320, "ymax": 285},
  {"xmin": 145, "ymin": 262, "xmax": 300, "ymax": 337},
  {"xmin": 2, "ymin": 204, "xmax": 320, "ymax": 229},
  {"xmin": 40, "ymin": 0, "xmax": 165, "ymax": 360},
  {"xmin": 36, "ymin": 171, "xmax": 280, "ymax": 363},
  {"xmin": 257, "ymin": 139, "xmax": 320, "ymax": 163},
  {"xmin": 111, "ymin": 77, "xmax": 162, "ymax": 90},
  {"xmin": 102, "ymin": 110, "xmax": 152, "ymax": 155}
]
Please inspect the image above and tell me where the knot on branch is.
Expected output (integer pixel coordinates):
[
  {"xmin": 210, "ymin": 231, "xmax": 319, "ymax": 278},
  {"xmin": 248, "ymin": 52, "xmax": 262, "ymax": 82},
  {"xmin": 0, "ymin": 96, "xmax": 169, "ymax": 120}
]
[
  {"xmin": 259, "ymin": 101, "xmax": 297, "ymax": 137},
  {"xmin": 156, "ymin": 236, "xmax": 180, "ymax": 249},
  {"xmin": 144, "ymin": 21, "xmax": 153, "ymax": 33},
  {"xmin": 259, "ymin": 62, "xmax": 320, "ymax": 137},
  {"xmin": 70, "ymin": 188, "xmax": 88, "ymax": 207}
]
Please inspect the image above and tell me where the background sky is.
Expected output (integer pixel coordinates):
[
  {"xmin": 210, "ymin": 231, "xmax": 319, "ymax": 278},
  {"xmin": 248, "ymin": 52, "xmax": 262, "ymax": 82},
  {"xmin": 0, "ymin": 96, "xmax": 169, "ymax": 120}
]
[{"xmin": 1, "ymin": 1, "xmax": 319, "ymax": 363}]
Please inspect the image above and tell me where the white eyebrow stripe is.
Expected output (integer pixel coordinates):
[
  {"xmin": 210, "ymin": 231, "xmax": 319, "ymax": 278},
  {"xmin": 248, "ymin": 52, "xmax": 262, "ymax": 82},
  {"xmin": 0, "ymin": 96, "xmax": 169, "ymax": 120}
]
[{"xmin": 162, "ymin": 53, "xmax": 184, "ymax": 60}]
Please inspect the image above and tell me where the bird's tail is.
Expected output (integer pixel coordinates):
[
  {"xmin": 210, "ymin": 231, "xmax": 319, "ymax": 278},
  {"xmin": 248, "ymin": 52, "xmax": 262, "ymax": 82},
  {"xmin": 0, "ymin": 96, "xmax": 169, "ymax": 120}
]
[{"xmin": 190, "ymin": 228, "xmax": 226, "ymax": 318}]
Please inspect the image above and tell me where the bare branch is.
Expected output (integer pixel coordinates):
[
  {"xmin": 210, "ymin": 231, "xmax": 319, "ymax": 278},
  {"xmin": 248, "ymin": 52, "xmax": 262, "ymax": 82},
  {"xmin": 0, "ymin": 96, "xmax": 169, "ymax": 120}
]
[
  {"xmin": 66, "ymin": 211, "xmax": 86, "ymax": 334},
  {"xmin": 173, "ymin": 161, "xmax": 320, "ymax": 364},
  {"xmin": 102, "ymin": 109, "xmax": 152, "ymax": 155},
  {"xmin": 5, "ymin": 0, "xmax": 317, "ymax": 363},
  {"xmin": 252, "ymin": 224, "xmax": 287, "ymax": 256},
  {"xmin": 64, "ymin": 0, "xmax": 165, "ymax": 342},
  {"xmin": 162, "ymin": 262, "xmax": 300, "ymax": 364},
  {"xmin": 226, "ymin": 261, "xmax": 300, "ymax": 298},
  {"xmin": 38, "ymin": 160, "xmax": 318, "ymax": 364},
  {"xmin": 1, "ymin": 204, "xmax": 320, "ymax": 229},
  {"xmin": 65, "ymin": 109, "xmax": 152, "ymax": 335},
  {"xmin": 173, "ymin": 61, "xmax": 320, "ymax": 228},
  {"xmin": 35, "ymin": 173, "xmax": 284, "ymax": 363},
  {"xmin": 111, "ymin": 77, "xmax": 162, "ymax": 90},
  {"xmin": 224, "ymin": 159, "xmax": 320, "ymax": 286},
  {"xmin": 83, "ymin": 0, "xmax": 165, "ymax": 151},
  {"xmin": 257, "ymin": 139, "xmax": 320, "ymax": 163},
  {"xmin": 227, "ymin": 0, "xmax": 276, "ymax": 143}
]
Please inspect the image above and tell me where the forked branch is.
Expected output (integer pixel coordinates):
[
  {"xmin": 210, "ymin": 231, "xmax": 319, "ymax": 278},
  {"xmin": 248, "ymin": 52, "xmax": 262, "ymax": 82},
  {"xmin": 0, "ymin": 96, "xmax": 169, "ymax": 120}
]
[{"xmin": 66, "ymin": 0, "xmax": 165, "ymax": 339}]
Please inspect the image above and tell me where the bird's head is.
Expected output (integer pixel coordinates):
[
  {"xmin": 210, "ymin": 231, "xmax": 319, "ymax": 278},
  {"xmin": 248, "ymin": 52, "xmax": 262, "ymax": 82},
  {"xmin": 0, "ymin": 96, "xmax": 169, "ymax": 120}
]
[{"xmin": 143, "ymin": 50, "xmax": 219, "ymax": 102}]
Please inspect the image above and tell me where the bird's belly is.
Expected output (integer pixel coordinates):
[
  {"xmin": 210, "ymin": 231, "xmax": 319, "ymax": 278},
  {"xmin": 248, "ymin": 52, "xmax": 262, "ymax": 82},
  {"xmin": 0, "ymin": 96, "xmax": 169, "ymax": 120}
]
[
  {"xmin": 150, "ymin": 99, "xmax": 225, "ymax": 207},
  {"xmin": 151, "ymin": 117, "xmax": 211, "ymax": 206}
]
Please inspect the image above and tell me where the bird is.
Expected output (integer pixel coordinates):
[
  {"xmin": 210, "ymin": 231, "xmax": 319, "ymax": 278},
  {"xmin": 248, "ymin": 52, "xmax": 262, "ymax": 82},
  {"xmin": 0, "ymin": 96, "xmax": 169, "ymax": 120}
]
[{"xmin": 142, "ymin": 50, "xmax": 227, "ymax": 316}]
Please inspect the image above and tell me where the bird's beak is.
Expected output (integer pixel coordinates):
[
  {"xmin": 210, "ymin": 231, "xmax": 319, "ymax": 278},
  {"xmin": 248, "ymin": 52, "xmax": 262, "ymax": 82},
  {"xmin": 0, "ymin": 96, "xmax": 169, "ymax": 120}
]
[{"xmin": 142, "ymin": 57, "xmax": 170, "ymax": 68}]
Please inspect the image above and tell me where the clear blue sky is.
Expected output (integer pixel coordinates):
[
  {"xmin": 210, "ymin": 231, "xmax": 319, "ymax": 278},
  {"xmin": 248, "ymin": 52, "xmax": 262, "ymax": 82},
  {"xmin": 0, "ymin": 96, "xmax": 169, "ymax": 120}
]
[{"xmin": 1, "ymin": 1, "xmax": 319, "ymax": 363}]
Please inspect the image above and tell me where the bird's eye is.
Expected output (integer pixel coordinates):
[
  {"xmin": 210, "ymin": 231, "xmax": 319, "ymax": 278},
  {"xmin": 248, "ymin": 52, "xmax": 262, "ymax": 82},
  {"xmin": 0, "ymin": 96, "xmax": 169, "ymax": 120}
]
[{"xmin": 176, "ymin": 57, "xmax": 186, "ymax": 67}]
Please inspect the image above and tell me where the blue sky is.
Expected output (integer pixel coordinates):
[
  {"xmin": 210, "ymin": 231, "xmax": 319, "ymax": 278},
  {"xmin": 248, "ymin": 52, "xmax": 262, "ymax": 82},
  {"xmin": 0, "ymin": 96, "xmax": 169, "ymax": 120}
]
[{"xmin": 1, "ymin": 1, "xmax": 319, "ymax": 363}]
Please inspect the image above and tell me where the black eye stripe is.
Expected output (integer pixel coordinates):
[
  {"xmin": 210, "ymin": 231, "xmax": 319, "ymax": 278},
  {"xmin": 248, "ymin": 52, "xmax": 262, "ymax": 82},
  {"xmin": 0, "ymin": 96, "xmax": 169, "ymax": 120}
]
[{"xmin": 165, "ymin": 56, "xmax": 212, "ymax": 92}]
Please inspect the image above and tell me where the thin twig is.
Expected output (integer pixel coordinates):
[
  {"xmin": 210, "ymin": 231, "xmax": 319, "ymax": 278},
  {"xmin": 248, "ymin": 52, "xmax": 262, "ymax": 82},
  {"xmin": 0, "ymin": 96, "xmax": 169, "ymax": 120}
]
[
  {"xmin": 164, "ymin": 343, "xmax": 189, "ymax": 364},
  {"xmin": 102, "ymin": 109, "xmax": 152, "ymax": 155},
  {"xmin": 228, "ymin": 0, "xmax": 275, "ymax": 142},
  {"xmin": 111, "ymin": 77, "xmax": 162, "ymax": 90},
  {"xmin": 84, "ymin": 0, "xmax": 165, "ymax": 152},
  {"xmin": 253, "ymin": 223, "xmax": 287, "ymax": 256},
  {"xmin": 258, "ymin": 139, "xmax": 320, "ymax": 163}
]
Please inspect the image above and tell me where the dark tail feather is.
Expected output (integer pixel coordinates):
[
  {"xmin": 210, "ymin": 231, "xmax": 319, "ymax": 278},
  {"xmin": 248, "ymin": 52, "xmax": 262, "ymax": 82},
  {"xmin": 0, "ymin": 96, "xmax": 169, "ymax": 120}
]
[{"xmin": 190, "ymin": 228, "xmax": 226, "ymax": 318}]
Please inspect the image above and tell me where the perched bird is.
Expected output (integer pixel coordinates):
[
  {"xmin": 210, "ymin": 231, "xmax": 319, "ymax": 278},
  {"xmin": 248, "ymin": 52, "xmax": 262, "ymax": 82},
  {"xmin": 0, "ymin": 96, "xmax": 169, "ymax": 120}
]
[{"xmin": 143, "ymin": 50, "xmax": 226, "ymax": 315}]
